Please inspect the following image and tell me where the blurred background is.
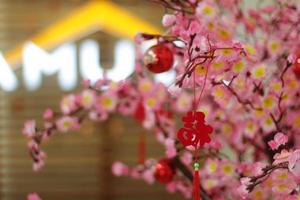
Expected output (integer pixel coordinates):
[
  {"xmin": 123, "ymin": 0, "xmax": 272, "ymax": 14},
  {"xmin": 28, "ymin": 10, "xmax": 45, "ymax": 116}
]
[{"xmin": 0, "ymin": 0, "xmax": 184, "ymax": 199}]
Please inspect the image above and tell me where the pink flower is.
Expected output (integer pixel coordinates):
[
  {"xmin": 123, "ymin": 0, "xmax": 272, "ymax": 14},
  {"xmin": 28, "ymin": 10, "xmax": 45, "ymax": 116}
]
[
  {"xmin": 78, "ymin": 90, "xmax": 95, "ymax": 108},
  {"xmin": 272, "ymin": 181, "xmax": 296, "ymax": 195},
  {"xmin": 55, "ymin": 116, "xmax": 80, "ymax": 133},
  {"xmin": 130, "ymin": 168, "xmax": 141, "ymax": 179},
  {"xmin": 268, "ymin": 132, "xmax": 288, "ymax": 150},
  {"xmin": 237, "ymin": 184, "xmax": 249, "ymax": 199},
  {"xmin": 60, "ymin": 94, "xmax": 77, "ymax": 114},
  {"xmin": 27, "ymin": 193, "xmax": 42, "ymax": 200},
  {"xmin": 162, "ymin": 14, "xmax": 176, "ymax": 27},
  {"xmin": 142, "ymin": 169, "xmax": 155, "ymax": 184},
  {"xmin": 43, "ymin": 108, "xmax": 53, "ymax": 120},
  {"xmin": 181, "ymin": 151, "xmax": 192, "ymax": 166},
  {"xmin": 112, "ymin": 162, "xmax": 129, "ymax": 176},
  {"xmin": 252, "ymin": 162, "xmax": 267, "ymax": 176},
  {"xmin": 165, "ymin": 138, "xmax": 177, "ymax": 158},
  {"xmin": 166, "ymin": 181, "xmax": 177, "ymax": 193},
  {"xmin": 33, "ymin": 159, "xmax": 45, "ymax": 172},
  {"xmin": 22, "ymin": 120, "xmax": 36, "ymax": 137},
  {"xmin": 97, "ymin": 93, "xmax": 117, "ymax": 112},
  {"xmin": 81, "ymin": 79, "xmax": 90, "ymax": 88}
]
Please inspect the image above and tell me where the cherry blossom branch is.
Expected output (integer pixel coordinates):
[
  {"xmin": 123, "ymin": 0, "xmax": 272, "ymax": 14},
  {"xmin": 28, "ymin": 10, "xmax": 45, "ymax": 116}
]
[
  {"xmin": 243, "ymin": 162, "xmax": 288, "ymax": 193},
  {"xmin": 280, "ymin": 61, "xmax": 292, "ymax": 88},
  {"xmin": 211, "ymin": 77, "xmax": 262, "ymax": 112}
]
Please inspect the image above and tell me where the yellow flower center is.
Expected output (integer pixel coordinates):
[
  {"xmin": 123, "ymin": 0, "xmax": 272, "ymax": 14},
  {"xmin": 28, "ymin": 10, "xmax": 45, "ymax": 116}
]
[
  {"xmin": 101, "ymin": 97, "xmax": 113, "ymax": 107},
  {"xmin": 252, "ymin": 65, "xmax": 266, "ymax": 79}
]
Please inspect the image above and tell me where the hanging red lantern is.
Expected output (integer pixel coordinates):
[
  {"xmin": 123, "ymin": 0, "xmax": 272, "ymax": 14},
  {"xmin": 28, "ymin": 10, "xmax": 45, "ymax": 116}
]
[
  {"xmin": 154, "ymin": 159, "xmax": 175, "ymax": 184},
  {"xmin": 292, "ymin": 56, "xmax": 300, "ymax": 80},
  {"xmin": 143, "ymin": 44, "xmax": 174, "ymax": 73}
]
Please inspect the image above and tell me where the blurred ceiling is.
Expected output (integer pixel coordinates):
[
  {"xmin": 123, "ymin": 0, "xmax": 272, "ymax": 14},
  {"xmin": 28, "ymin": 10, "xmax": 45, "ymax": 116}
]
[{"xmin": 0, "ymin": 0, "xmax": 164, "ymax": 54}]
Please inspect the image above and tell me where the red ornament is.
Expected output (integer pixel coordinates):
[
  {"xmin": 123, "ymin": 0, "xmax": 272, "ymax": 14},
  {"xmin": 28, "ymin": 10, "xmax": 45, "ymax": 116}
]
[
  {"xmin": 154, "ymin": 159, "xmax": 175, "ymax": 184},
  {"xmin": 134, "ymin": 102, "xmax": 145, "ymax": 123},
  {"xmin": 293, "ymin": 56, "xmax": 300, "ymax": 80},
  {"xmin": 143, "ymin": 44, "xmax": 174, "ymax": 73},
  {"xmin": 177, "ymin": 111, "xmax": 213, "ymax": 148}
]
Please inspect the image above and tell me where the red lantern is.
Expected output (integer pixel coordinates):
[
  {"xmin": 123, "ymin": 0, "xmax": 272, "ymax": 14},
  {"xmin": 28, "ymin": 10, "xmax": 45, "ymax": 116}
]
[
  {"xmin": 143, "ymin": 44, "xmax": 174, "ymax": 73},
  {"xmin": 293, "ymin": 56, "xmax": 300, "ymax": 80},
  {"xmin": 154, "ymin": 159, "xmax": 175, "ymax": 184}
]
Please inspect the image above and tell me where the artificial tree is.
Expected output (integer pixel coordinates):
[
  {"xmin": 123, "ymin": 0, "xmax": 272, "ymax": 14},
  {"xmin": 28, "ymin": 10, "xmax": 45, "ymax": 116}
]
[{"xmin": 23, "ymin": 0, "xmax": 300, "ymax": 199}]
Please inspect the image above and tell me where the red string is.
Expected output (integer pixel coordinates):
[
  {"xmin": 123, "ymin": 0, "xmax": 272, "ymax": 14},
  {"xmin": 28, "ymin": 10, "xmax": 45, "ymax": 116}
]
[
  {"xmin": 193, "ymin": 67, "xmax": 201, "ymax": 200},
  {"xmin": 138, "ymin": 132, "xmax": 145, "ymax": 164}
]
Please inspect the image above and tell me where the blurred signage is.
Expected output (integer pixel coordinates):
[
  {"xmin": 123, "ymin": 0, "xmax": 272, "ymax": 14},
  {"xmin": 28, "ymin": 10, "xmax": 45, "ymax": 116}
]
[
  {"xmin": 0, "ymin": 40, "xmax": 175, "ymax": 92},
  {"xmin": 0, "ymin": 40, "xmax": 134, "ymax": 91}
]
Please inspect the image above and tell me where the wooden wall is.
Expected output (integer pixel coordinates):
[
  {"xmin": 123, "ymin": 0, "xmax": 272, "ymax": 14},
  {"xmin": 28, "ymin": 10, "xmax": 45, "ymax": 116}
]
[{"xmin": 0, "ymin": 73, "xmax": 184, "ymax": 200}]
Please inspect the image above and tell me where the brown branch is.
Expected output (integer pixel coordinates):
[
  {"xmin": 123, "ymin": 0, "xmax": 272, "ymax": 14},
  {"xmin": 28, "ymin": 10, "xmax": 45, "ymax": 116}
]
[
  {"xmin": 280, "ymin": 62, "xmax": 292, "ymax": 88},
  {"xmin": 212, "ymin": 77, "xmax": 262, "ymax": 111},
  {"xmin": 245, "ymin": 162, "xmax": 288, "ymax": 192}
]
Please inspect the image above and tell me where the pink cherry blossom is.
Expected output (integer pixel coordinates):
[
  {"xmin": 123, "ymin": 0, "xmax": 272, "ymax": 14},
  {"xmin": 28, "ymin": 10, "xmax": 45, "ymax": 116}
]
[
  {"xmin": 78, "ymin": 90, "xmax": 95, "ymax": 108},
  {"xmin": 165, "ymin": 138, "xmax": 177, "ymax": 158},
  {"xmin": 55, "ymin": 116, "xmax": 80, "ymax": 133},
  {"xmin": 142, "ymin": 169, "xmax": 155, "ymax": 184},
  {"xmin": 166, "ymin": 181, "xmax": 177, "ymax": 193},
  {"xmin": 27, "ymin": 193, "xmax": 42, "ymax": 200},
  {"xmin": 60, "ymin": 94, "xmax": 77, "ymax": 114},
  {"xmin": 112, "ymin": 162, "xmax": 129, "ymax": 176},
  {"xmin": 43, "ymin": 108, "xmax": 53, "ymax": 120},
  {"xmin": 22, "ymin": 120, "xmax": 36, "ymax": 137},
  {"xmin": 81, "ymin": 79, "xmax": 90, "ymax": 88},
  {"xmin": 162, "ymin": 14, "xmax": 176, "ymax": 27},
  {"xmin": 268, "ymin": 132, "xmax": 288, "ymax": 150}
]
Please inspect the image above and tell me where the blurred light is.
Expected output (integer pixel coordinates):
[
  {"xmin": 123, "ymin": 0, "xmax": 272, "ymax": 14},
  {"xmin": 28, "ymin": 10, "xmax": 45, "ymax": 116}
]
[
  {"xmin": 154, "ymin": 70, "xmax": 176, "ymax": 86},
  {"xmin": 80, "ymin": 39, "xmax": 135, "ymax": 83},
  {"xmin": 79, "ymin": 40, "xmax": 103, "ymax": 83},
  {"xmin": 53, "ymin": 43, "xmax": 77, "ymax": 91},
  {"xmin": 107, "ymin": 40, "xmax": 135, "ymax": 81},
  {"xmin": 23, "ymin": 42, "xmax": 76, "ymax": 91},
  {"xmin": 0, "ymin": 53, "xmax": 18, "ymax": 91}
]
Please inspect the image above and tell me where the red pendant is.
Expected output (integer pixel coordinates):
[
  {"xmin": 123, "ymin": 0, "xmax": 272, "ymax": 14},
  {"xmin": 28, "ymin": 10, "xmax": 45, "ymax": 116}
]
[
  {"xmin": 154, "ymin": 159, "xmax": 175, "ymax": 184},
  {"xmin": 177, "ymin": 111, "xmax": 213, "ymax": 148},
  {"xmin": 144, "ymin": 44, "xmax": 174, "ymax": 73}
]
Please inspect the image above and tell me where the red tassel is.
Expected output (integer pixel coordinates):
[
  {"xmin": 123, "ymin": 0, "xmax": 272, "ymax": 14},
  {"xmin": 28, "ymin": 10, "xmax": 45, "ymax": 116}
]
[
  {"xmin": 138, "ymin": 132, "xmax": 145, "ymax": 164},
  {"xmin": 193, "ymin": 164, "xmax": 201, "ymax": 200}
]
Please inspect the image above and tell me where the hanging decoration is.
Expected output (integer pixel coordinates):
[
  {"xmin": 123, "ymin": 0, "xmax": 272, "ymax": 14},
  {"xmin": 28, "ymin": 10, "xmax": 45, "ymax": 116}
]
[
  {"xmin": 143, "ymin": 43, "xmax": 174, "ymax": 73},
  {"xmin": 154, "ymin": 159, "xmax": 175, "ymax": 184}
]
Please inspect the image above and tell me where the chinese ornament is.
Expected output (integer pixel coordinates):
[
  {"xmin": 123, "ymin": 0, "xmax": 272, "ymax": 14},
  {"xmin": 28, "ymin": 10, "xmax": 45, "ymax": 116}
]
[
  {"xmin": 177, "ymin": 111, "xmax": 213, "ymax": 148},
  {"xmin": 154, "ymin": 159, "xmax": 175, "ymax": 184},
  {"xmin": 177, "ymin": 111, "xmax": 213, "ymax": 200},
  {"xmin": 143, "ymin": 44, "xmax": 174, "ymax": 73},
  {"xmin": 293, "ymin": 55, "xmax": 300, "ymax": 80}
]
